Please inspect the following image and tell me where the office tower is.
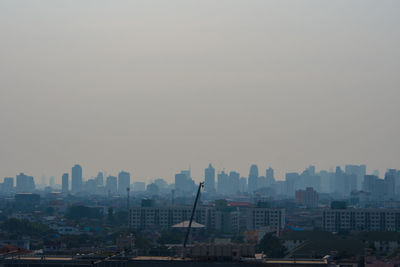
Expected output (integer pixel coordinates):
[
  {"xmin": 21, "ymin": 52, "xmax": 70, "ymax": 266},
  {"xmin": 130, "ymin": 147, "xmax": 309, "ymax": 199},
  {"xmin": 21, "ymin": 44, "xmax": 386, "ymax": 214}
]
[
  {"xmin": 133, "ymin": 182, "xmax": 146, "ymax": 192},
  {"xmin": 239, "ymin": 177, "xmax": 247, "ymax": 193},
  {"xmin": 266, "ymin": 167, "xmax": 275, "ymax": 187},
  {"xmin": 16, "ymin": 173, "xmax": 35, "ymax": 192},
  {"xmin": 49, "ymin": 176, "xmax": 55, "ymax": 188},
  {"xmin": 295, "ymin": 187, "xmax": 319, "ymax": 208},
  {"xmin": 62, "ymin": 173, "xmax": 69, "ymax": 192},
  {"xmin": 71, "ymin": 164, "xmax": 83, "ymax": 193},
  {"xmin": 258, "ymin": 176, "xmax": 267, "ymax": 189},
  {"xmin": 174, "ymin": 170, "xmax": 196, "ymax": 193},
  {"xmin": 248, "ymin": 164, "xmax": 259, "ymax": 193},
  {"xmin": 106, "ymin": 176, "xmax": 118, "ymax": 194},
  {"xmin": 384, "ymin": 170, "xmax": 396, "ymax": 198},
  {"xmin": 204, "ymin": 163, "xmax": 216, "ymax": 193},
  {"xmin": 3, "ymin": 177, "xmax": 14, "ymax": 192},
  {"xmin": 217, "ymin": 171, "xmax": 229, "ymax": 195},
  {"xmin": 154, "ymin": 178, "xmax": 168, "ymax": 190},
  {"xmin": 96, "ymin": 172, "xmax": 104, "ymax": 187},
  {"xmin": 229, "ymin": 171, "xmax": 240, "ymax": 194},
  {"xmin": 345, "ymin": 164, "xmax": 366, "ymax": 190},
  {"xmin": 363, "ymin": 175, "xmax": 377, "ymax": 193},
  {"xmin": 118, "ymin": 171, "xmax": 131, "ymax": 195},
  {"xmin": 285, "ymin": 172, "xmax": 299, "ymax": 196}
]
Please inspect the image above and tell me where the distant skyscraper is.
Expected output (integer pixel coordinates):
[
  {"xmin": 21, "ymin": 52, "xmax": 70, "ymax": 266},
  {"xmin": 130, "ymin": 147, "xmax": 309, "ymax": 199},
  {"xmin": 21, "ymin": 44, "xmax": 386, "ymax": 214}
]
[
  {"xmin": 106, "ymin": 176, "xmax": 118, "ymax": 194},
  {"xmin": 345, "ymin": 164, "xmax": 366, "ymax": 190},
  {"xmin": 174, "ymin": 170, "xmax": 195, "ymax": 193},
  {"xmin": 16, "ymin": 173, "xmax": 35, "ymax": 192},
  {"xmin": 248, "ymin": 164, "xmax": 259, "ymax": 193},
  {"xmin": 204, "ymin": 163, "xmax": 215, "ymax": 193},
  {"xmin": 229, "ymin": 171, "xmax": 240, "ymax": 194},
  {"xmin": 62, "ymin": 173, "xmax": 69, "ymax": 192},
  {"xmin": 49, "ymin": 176, "xmax": 55, "ymax": 188},
  {"xmin": 118, "ymin": 171, "xmax": 131, "ymax": 195},
  {"xmin": 71, "ymin": 164, "xmax": 83, "ymax": 193},
  {"xmin": 96, "ymin": 172, "xmax": 104, "ymax": 187},
  {"xmin": 266, "ymin": 167, "xmax": 275, "ymax": 187},
  {"xmin": 217, "ymin": 171, "xmax": 229, "ymax": 195},
  {"xmin": 239, "ymin": 177, "xmax": 247, "ymax": 193},
  {"xmin": 3, "ymin": 177, "xmax": 14, "ymax": 192}
]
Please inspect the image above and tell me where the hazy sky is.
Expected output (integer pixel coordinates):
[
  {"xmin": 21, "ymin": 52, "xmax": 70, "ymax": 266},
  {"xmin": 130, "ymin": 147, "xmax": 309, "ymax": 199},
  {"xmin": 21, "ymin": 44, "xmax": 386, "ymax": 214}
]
[{"xmin": 1, "ymin": 1, "xmax": 400, "ymax": 183}]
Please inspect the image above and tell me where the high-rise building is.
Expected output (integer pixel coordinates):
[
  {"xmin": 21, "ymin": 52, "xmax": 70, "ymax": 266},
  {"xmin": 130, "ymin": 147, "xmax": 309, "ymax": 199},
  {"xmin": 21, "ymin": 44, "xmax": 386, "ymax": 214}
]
[
  {"xmin": 217, "ymin": 171, "xmax": 229, "ymax": 195},
  {"xmin": 295, "ymin": 187, "xmax": 319, "ymax": 208},
  {"xmin": 229, "ymin": 171, "xmax": 240, "ymax": 194},
  {"xmin": 118, "ymin": 171, "xmax": 131, "ymax": 195},
  {"xmin": 266, "ymin": 167, "xmax": 275, "ymax": 187},
  {"xmin": 71, "ymin": 164, "xmax": 82, "ymax": 193},
  {"xmin": 62, "ymin": 173, "xmax": 69, "ymax": 193},
  {"xmin": 3, "ymin": 177, "xmax": 14, "ymax": 192},
  {"xmin": 96, "ymin": 172, "xmax": 104, "ymax": 187},
  {"xmin": 16, "ymin": 173, "xmax": 35, "ymax": 192},
  {"xmin": 106, "ymin": 176, "xmax": 118, "ymax": 194},
  {"xmin": 345, "ymin": 164, "xmax": 366, "ymax": 190},
  {"xmin": 204, "ymin": 164, "xmax": 215, "ymax": 193},
  {"xmin": 174, "ymin": 170, "xmax": 196, "ymax": 193},
  {"xmin": 49, "ymin": 176, "xmax": 55, "ymax": 188},
  {"xmin": 239, "ymin": 177, "xmax": 247, "ymax": 193},
  {"xmin": 248, "ymin": 164, "xmax": 259, "ymax": 193}
]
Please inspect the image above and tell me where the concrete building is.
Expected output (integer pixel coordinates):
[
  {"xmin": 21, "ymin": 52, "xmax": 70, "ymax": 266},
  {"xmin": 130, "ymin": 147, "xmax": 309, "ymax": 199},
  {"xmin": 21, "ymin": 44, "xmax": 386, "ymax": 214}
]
[
  {"xmin": 204, "ymin": 163, "xmax": 215, "ymax": 193},
  {"xmin": 118, "ymin": 171, "xmax": 131, "ymax": 195},
  {"xmin": 61, "ymin": 173, "xmax": 69, "ymax": 193},
  {"xmin": 71, "ymin": 164, "xmax": 82, "ymax": 193},
  {"xmin": 323, "ymin": 208, "xmax": 400, "ymax": 232},
  {"xmin": 129, "ymin": 206, "xmax": 285, "ymax": 233}
]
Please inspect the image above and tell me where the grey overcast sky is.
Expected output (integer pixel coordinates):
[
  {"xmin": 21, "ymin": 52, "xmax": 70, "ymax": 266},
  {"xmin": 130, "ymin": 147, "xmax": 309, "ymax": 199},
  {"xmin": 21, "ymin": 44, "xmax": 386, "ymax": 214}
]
[{"xmin": 1, "ymin": 0, "xmax": 400, "ymax": 183}]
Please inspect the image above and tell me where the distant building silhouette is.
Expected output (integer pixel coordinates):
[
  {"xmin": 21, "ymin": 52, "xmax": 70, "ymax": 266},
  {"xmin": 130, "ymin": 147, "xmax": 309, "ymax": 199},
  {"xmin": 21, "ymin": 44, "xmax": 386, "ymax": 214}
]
[
  {"xmin": 106, "ymin": 176, "xmax": 117, "ymax": 194},
  {"xmin": 71, "ymin": 164, "xmax": 82, "ymax": 193},
  {"xmin": 16, "ymin": 173, "xmax": 35, "ymax": 192},
  {"xmin": 118, "ymin": 171, "xmax": 130, "ymax": 195},
  {"xmin": 248, "ymin": 164, "xmax": 259, "ymax": 193},
  {"xmin": 62, "ymin": 173, "xmax": 69, "ymax": 192},
  {"xmin": 204, "ymin": 163, "xmax": 215, "ymax": 193}
]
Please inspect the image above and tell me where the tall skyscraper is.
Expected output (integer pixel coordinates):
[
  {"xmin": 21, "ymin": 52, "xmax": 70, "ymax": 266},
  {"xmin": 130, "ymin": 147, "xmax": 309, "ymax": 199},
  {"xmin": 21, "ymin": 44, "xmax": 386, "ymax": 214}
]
[
  {"xmin": 217, "ymin": 171, "xmax": 229, "ymax": 195},
  {"xmin": 49, "ymin": 176, "xmax": 55, "ymax": 188},
  {"xmin": 229, "ymin": 171, "xmax": 240, "ymax": 194},
  {"xmin": 71, "ymin": 164, "xmax": 82, "ymax": 193},
  {"xmin": 204, "ymin": 163, "xmax": 215, "ymax": 193},
  {"xmin": 96, "ymin": 172, "xmax": 104, "ymax": 187},
  {"xmin": 16, "ymin": 173, "xmax": 35, "ymax": 192},
  {"xmin": 266, "ymin": 167, "xmax": 276, "ymax": 188},
  {"xmin": 106, "ymin": 176, "xmax": 118, "ymax": 194},
  {"xmin": 345, "ymin": 164, "xmax": 366, "ymax": 190},
  {"xmin": 62, "ymin": 173, "xmax": 69, "ymax": 192},
  {"xmin": 248, "ymin": 164, "xmax": 259, "ymax": 193},
  {"xmin": 118, "ymin": 171, "xmax": 131, "ymax": 195},
  {"xmin": 3, "ymin": 177, "xmax": 14, "ymax": 192}
]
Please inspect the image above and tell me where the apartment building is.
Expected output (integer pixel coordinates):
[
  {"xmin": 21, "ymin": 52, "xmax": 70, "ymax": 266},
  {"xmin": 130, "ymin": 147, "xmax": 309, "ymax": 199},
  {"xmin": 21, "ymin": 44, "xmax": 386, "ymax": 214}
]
[{"xmin": 323, "ymin": 209, "xmax": 400, "ymax": 232}]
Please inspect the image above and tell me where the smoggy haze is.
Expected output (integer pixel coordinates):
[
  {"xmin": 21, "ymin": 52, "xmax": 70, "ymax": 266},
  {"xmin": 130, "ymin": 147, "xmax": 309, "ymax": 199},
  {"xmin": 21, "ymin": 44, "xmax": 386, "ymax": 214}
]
[{"xmin": 1, "ymin": 1, "xmax": 399, "ymax": 183}]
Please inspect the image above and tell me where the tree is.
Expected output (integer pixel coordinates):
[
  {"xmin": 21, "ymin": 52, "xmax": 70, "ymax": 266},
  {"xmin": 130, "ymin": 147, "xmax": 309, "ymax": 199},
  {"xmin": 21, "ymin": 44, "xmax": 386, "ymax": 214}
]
[
  {"xmin": 258, "ymin": 233, "xmax": 287, "ymax": 258},
  {"xmin": 65, "ymin": 206, "xmax": 103, "ymax": 221}
]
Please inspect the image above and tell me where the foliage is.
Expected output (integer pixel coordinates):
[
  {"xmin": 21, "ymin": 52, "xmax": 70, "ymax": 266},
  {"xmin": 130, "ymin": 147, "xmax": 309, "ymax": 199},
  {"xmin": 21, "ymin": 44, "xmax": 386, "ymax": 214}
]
[
  {"xmin": 157, "ymin": 229, "xmax": 183, "ymax": 245},
  {"xmin": 0, "ymin": 218, "xmax": 53, "ymax": 238},
  {"xmin": 65, "ymin": 205, "xmax": 103, "ymax": 221},
  {"xmin": 259, "ymin": 233, "xmax": 287, "ymax": 258}
]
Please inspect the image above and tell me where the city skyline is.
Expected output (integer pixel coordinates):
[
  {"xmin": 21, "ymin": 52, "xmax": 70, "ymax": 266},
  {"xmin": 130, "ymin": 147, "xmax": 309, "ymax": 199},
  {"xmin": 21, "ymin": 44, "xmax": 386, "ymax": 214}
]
[{"xmin": 1, "ymin": 1, "xmax": 400, "ymax": 184}]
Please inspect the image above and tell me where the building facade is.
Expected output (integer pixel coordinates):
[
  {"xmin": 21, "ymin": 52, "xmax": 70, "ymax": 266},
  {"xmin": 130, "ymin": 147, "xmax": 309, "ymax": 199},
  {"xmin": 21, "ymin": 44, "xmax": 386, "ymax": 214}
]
[{"xmin": 323, "ymin": 209, "xmax": 400, "ymax": 232}]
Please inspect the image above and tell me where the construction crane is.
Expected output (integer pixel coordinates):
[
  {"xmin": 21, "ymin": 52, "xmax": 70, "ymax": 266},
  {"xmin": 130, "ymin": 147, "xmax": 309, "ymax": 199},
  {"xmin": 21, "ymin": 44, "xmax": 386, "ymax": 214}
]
[{"xmin": 183, "ymin": 182, "xmax": 204, "ymax": 250}]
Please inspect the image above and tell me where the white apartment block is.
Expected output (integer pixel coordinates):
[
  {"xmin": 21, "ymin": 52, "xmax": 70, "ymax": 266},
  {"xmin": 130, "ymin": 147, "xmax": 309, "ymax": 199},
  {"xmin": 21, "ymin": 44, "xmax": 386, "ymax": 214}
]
[
  {"xmin": 323, "ymin": 209, "xmax": 400, "ymax": 232},
  {"xmin": 129, "ymin": 206, "xmax": 285, "ymax": 232}
]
